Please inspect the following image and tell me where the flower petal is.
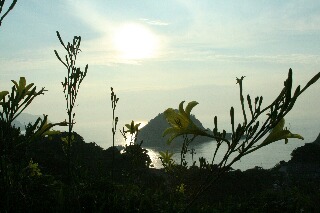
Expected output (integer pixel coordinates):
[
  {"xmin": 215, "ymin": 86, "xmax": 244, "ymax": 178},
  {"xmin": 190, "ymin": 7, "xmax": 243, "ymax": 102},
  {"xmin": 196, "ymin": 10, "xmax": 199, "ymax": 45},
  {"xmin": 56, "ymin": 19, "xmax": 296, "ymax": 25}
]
[
  {"xmin": 167, "ymin": 133, "xmax": 180, "ymax": 145},
  {"xmin": 162, "ymin": 127, "xmax": 177, "ymax": 137},
  {"xmin": 261, "ymin": 118, "xmax": 304, "ymax": 146},
  {"xmin": 19, "ymin": 77, "xmax": 27, "ymax": 91},
  {"xmin": 164, "ymin": 108, "xmax": 189, "ymax": 129},
  {"xmin": 179, "ymin": 101, "xmax": 187, "ymax": 116},
  {"xmin": 163, "ymin": 101, "xmax": 204, "ymax": 144},
  {"xmin": 272, "ymin": 118, "xmax": 285, "ymax": 133},
  {"xmin": 185, "ymin": 101, "xmax": 198, "ymax": 116}
]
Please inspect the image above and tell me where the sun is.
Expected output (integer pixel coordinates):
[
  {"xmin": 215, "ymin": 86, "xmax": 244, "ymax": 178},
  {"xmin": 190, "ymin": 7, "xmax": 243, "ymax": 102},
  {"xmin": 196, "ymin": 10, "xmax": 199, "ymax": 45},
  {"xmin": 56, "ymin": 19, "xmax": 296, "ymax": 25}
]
[{"xmin": 113, "ymin": 23, "xmax": 158, "ymax": 59}]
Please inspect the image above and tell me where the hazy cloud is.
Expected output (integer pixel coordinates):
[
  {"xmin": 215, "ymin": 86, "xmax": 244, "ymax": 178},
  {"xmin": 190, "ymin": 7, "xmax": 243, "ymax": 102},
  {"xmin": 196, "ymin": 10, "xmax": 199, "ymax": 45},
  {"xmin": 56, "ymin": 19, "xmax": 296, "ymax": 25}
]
[{"xmin": 139, "ymin": 18, "xmax": 169, "ymax": 26}]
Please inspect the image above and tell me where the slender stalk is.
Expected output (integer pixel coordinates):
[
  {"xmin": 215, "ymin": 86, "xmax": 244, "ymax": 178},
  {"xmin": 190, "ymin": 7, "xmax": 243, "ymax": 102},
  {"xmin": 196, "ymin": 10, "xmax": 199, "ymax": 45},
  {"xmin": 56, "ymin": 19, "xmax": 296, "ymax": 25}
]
[
  {"xmin": 177, "ymin": 69, "xmax": 320, "ymax": 211},
  {"xmin": 110, "ymin": 87, "xmax": 119, "ymax": 182},
  {"xmin": 54, "ymin": 31, "xmax": 87, "ymax": 183},
  {"xmin": 237, "ymin": 76, "xmax": 247, "ymax": 125}
]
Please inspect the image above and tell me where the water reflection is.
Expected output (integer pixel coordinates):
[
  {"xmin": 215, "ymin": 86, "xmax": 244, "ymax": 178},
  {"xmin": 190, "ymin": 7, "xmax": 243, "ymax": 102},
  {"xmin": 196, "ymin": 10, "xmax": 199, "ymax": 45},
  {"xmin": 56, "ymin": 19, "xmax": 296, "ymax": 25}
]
[
  {"xmin": 145, "ymin": 148, "xmax": 163, "ymax": 168},
  {"xmin": 146, "ymin": 136, "xmax": 312, "ymax": 171},
  {"xmin": 118, "ymin": 127, "xmax": 317, "ymax": 171}
]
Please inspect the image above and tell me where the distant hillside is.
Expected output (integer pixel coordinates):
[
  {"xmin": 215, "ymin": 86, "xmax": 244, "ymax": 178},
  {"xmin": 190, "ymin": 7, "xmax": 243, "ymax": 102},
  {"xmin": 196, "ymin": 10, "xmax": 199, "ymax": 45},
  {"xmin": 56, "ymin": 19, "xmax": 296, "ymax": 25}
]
[
  {"xmin": 278, "ymin": 132, "xmax": 320, "ymax": 177},
  {"xmin": 137, "ymin": 112, "xmax": 213, "ymax": 149},
  {"xmin": 12, "ymin": 120, "xmax": 24, "ymax": 129},
  {"xmin": 11, "ymin": 113, "xmax": 45, "ymax": 130}
]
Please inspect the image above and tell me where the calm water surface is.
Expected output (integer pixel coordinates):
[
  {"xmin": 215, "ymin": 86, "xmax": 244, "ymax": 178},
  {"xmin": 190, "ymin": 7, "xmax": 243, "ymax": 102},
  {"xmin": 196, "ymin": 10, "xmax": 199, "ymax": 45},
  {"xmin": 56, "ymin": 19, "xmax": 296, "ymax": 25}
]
[
  {"xmin": 146, "ymin": 128, "xmax": 319, "ymax": 171},
  {"xmin": 73, "ymin": 124, "xmax": 319, "ymax": 171}
]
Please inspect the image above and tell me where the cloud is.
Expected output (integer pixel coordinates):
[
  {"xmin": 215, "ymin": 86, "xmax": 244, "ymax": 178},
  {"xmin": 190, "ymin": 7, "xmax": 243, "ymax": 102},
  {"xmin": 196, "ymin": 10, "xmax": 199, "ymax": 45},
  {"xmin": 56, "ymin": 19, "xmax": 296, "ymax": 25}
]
[
  {"xmin": 158, "ymin": 46, "xmax": 320, "ymax": 65},
  {"xmin": 60, "ymin": 1, "xmax": 320, "ymax": 67},
  {"xmin": 61, "ymin": 2, "xmax": 168, "ymax": 66},
  {"xmin": 139, "ymin": 18, "xmax": 169, "ymax": 26},
  {"xmin": 66, "ymin": 0, "xmax": 116, "ymax": 35},
  {"xmin": 258, "ymin": 2, "xmax": 320, "ymax": 33},
  {"xmin": 0, "ymin": 47, "xmax": 59, "ymax": 72}
]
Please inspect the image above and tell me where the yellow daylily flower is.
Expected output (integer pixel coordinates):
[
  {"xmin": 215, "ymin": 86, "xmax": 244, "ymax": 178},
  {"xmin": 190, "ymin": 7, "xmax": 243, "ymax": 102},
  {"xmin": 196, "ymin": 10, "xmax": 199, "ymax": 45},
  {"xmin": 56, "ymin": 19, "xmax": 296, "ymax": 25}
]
[
  {"xmin": 22, "ymin": 159, "xmax": 42, "ymax": 178},
  {"xmin": 125, "ymin": 120, "xmax": 141, "ymax": 134},
  {"xmin": 163, "ymin": 101, "xmax": 208, "ymax": 144},
  {"xmin": 261, "ymin": 118, "xmax": 304, "ymax": 146},
  {"xmin": 12, "ymin": 77, "xmax": 35, "ymax": 96},
  {"xmin": 30, "ymin": 115, "xmax": 60, "ymax": 140},
  {"xmin": 159, "ymin": 150, "xmax": 174, "ymax": 165},
  {"xmin": 176, "ymin": 183, "xmax": 186, "ymax": 194},
  {"xmin": 159, "ymin": 150, "xmax": 175, "ymax": 171}
]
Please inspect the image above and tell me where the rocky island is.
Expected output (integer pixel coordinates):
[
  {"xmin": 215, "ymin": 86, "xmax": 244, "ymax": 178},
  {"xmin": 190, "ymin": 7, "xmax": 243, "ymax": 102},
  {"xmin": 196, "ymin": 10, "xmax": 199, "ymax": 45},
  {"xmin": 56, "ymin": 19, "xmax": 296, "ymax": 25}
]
[{"xmin": 137, "ymin": 112, "xmax": 234, "ymax": 150}]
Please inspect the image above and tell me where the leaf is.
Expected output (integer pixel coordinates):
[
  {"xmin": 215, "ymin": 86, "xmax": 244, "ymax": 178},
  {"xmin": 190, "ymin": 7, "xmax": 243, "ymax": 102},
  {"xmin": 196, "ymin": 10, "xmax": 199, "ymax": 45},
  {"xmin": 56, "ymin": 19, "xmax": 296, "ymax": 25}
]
[
  {"xmin": 0, "ymin": 91, "xmax": 9, "ymax": 100},
  {"xmin": 299, "ymin": 72, "xmax": 320, "ymax": 94},
  {"xmin": 305, "ymin": 72, "xmax": 320, "ymax": 89},
  {"xmin": 159, "ymin": 150, "xmax": 174, "ymax": 163},
  {"xmin": 56, "ymin": 31, "xmax": 66, "ymax": 49},
  {"xmin": 11, "ymin": 80, "xmax": 18, "ymax": 89},
  {"xmin": 285, "ymin": 68, "xmax": 292, "ymax": 101},
  {"xmin": 30, "ymin": 115, "xmax": 61, "ymax": 140},
  {"xmin": 230, "ymin": 107, "xmax": 235, "ymax": 133},
  {"xmin": 25, "ymin": 82, "xmax": 34, "ymax": 92},
  {"xmin": 247, "ymin": 94, "xmax": 253, "ymax": 116}
]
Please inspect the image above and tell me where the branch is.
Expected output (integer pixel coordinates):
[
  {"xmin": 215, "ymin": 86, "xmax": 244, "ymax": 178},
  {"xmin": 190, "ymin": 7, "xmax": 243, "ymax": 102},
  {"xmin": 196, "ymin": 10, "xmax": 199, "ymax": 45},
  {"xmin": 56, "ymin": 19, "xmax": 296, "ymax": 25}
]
[{"xmin": 0, "ymin": 0, "xmax": 17, "ymax": 27}]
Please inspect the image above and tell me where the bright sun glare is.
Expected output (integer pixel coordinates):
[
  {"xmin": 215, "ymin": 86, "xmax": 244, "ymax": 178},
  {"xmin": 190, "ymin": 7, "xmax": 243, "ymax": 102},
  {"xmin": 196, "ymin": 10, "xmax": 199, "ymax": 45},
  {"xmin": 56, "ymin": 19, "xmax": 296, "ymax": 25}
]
[{"xmin": 113, "ymin": 23, "xmax": 158, "ymax": 60}]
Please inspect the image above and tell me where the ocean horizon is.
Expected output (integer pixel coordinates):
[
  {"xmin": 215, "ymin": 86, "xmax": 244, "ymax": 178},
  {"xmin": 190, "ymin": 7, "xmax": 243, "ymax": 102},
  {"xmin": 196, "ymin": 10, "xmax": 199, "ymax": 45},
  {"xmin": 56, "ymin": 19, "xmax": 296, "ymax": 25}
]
[
  {"xmin": 18, "ymin": 113, "xmax": 319, "ymax": 171},
  {"xmin": 73, "ymin": 124, "xmax": 319, "ymax": 171}
]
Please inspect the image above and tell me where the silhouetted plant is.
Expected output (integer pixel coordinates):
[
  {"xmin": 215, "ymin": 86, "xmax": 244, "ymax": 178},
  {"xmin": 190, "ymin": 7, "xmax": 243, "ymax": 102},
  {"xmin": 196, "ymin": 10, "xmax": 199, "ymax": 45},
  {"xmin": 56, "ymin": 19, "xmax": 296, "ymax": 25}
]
[
  {"xmin": 120, "ymin": 120, "xmax": 140, "ymax": 143},
  {"xmin": 122, "ymin": 142, "xmax": 152, "ymax": 170},
  {"xmin": 110, "ymin": 87, "xmax": 119, "ymax": 181},
  {"xmin": 0, "ymin": 0, "xmax": 17, "ymax": 27},
  {"xmin": 54, "ymin": 31, "xmax": 88, "ymax": 182},
  {"xmin": 120, "ymin": 121, "xmax": 151, "ymax": 169},
  {"xmin": 0, "ymin": 78, "xmax": 58, "ymax": 181},
  {"xmin": 159, "ymin": 150, "xmax": 175, "ymax": 172},
  {"xmin": 163, "ymin": 68, "xmax": 320, "ymax": 210},
  {"xmin": 0, "ymin": 77, "xmax": 63, "ymax": 211}
]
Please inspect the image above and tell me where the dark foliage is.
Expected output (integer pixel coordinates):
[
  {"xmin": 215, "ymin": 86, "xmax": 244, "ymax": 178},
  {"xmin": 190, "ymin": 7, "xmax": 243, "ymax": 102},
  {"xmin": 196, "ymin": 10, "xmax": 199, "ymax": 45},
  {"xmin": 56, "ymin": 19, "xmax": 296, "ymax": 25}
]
[
  {"xmin": 122, "ymin": 141, "xmax": 152, "ymax": 169},
  {"xmin": 290, "ymin": 142, "xmax": 320, "ymax": 164},
  {"xmin": 0, "ymin": 125, "xmax": 320, "ymax": 212}
]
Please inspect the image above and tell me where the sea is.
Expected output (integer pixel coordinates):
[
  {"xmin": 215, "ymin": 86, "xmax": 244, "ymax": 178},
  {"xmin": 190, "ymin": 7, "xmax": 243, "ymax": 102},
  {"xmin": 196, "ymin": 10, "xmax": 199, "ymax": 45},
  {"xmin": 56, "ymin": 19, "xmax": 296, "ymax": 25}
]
[
  {"xmin": 22, "ymin": 119, "xmax": 320, "ymax": 171},
  {"xmin": 125, "ymin": 127, "xmax": 319, "ymax": 171}
]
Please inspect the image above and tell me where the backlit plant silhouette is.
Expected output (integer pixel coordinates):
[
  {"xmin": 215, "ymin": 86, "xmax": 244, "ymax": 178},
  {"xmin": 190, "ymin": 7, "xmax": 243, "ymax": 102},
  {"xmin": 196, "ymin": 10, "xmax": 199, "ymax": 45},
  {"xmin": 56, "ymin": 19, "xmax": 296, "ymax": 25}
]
[
  {"xmin": 110, "ymin": 87, "xmax": 119, "ymax": 181},
  {"xmin": 0, "ymin": 77, "xmax": 64, "ymax": 209},
  {"xmin": 121, "ymin": 120, "xmax": 152, "ymax": 169},
  {"xmin": 0, "ymin": 0, "xmax": 17, "ymax": 27},
  {"xmin": 54, "ymin": 31, "xmax": 88, "ymax": 181},
  {"xmin": 163, "ymin": 68, "xmax": 320, "ymax": 210}
]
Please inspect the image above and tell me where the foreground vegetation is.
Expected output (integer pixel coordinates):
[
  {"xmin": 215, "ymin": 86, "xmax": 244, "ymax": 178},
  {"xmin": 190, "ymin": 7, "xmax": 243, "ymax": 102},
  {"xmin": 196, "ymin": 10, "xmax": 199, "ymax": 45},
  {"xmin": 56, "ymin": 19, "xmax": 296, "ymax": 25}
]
[
  {"xmin": 1, "ymin": 125, "xmax": 320, "ymax": 212},
  {"xmin": 0, "ymin": 65, "xmax": 319, "ymax": 213},
  {"xmin": 1, "ymin": 2, "xmax": 320, "ymax": 212}
]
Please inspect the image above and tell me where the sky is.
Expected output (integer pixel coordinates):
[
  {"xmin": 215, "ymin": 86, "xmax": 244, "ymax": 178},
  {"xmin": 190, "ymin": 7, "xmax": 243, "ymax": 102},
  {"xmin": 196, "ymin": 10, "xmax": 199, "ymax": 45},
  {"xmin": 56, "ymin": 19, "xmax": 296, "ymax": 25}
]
[{"xmin": 1, "ymin": 0, "xmax": 320, "ymax": 148}]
